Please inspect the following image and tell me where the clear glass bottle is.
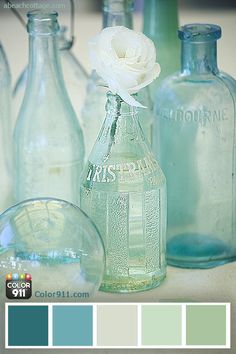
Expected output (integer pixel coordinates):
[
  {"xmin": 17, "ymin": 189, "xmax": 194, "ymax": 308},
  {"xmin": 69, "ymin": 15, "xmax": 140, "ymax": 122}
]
[
  {"xmin": 153, "ymin": 24, "xmax": 236, "ymax": 268},
  {"xmin": 143, "ymin": 0, "xmax": 180, "ymax": 99},
  {"xmin": 0, "ymin": 42, "xmax": 12, "ymax": 213},
  {"xmin": 80, "ymin": 92, "xmax": 166, "ymax": 293},
  {"xmin": 14, "ymin": 11, "xmax": 84, "ymax": 205},
  {"xmin": 13, "ymin": 26, "xmax": 88, "ymax": 132},
  {"xmin": 81, "ymin": 0, "xmax": 153, "ymax": 159}
]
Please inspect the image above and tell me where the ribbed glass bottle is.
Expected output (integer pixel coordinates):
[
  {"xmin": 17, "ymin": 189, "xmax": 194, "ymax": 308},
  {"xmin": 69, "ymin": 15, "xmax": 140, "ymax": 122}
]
[
  {"xmin": 0, "ymin": 42, "xmax": 12, "ymax": 212},
  {"xmin": 81, "ymin": 0, "xmax": 153, "ymax": 159},
  {"xmin": 153, "ymin": 24, "xmax": 236, "ymax": 268},
  {"xmin": 13, "ymin": 26, "xmax": 88, "ymax": 132},
  {"xmin": 81, "ymin": 92, "xmax": 166, "ymax": 293},
  {"xmin": 14, "ymin": 12, "xmax": 84, "ymax": 205},
  {"xmin": 143, "ymin": 0, "xmax": 180, "ymax": 99}
]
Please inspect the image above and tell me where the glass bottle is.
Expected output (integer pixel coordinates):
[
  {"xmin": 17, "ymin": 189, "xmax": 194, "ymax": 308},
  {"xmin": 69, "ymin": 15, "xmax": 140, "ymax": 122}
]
[
  {"xmin": 153, "ymin": 24, "xmax": 236, "ymax": 268},
  {"xmin": 81, "ymin": 0, "xmax": 153, "ymax": 159},
  {"xmin": 143, "ymin": 0, "xmax": 180, "ymax": 99},
  {"xmin": 80, "ymin": 92, "xmax": 166, "ymax": 293},
  {"xmin": 13, "ymin": 26, "xmax": 88, "ymax": 132},
  {"xmin": 0, "ymin": 42, "xmax": 12, "ymax": 213},
  {"xmin": 14, "ymin": 11, "xmax": 84, "ymax": 205}
]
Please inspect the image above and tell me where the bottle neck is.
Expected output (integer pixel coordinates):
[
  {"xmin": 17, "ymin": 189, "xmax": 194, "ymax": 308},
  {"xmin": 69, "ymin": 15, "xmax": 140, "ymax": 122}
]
[
  {"xmin": 143, "ymin": 0, "xmax": 178, "ymax": 43},
  {"xmin": 181, "ymin": 40, "xmax": 218, "ymax": 75},
  {"xmin": 27, "ymin": 33, "xmax": 64, "ymax": 94},
  {"xmin": 102, "ymin": 0, "xmax": 133, "ymax": 28},
  {"xmin": 102, "ymin": 93, "xmax": 141, "ymax": 142}
]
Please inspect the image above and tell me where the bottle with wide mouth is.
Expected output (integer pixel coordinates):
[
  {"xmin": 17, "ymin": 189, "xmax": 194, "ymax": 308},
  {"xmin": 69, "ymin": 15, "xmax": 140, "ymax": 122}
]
[
  {"xmin": 81, "ymin": 92, "xmax": 167, "ymax": 293},
  {"xmin": 81, "ymin": 0, "xmax": 153, "ymax": 159},
  {"xmin": 13, "ymin": 25, "xmax": 88, "ymax": 132},
  {"xmin": 153, "ymin": 23, "xmax": 236, "ymax": 268},
  {"xmin": 14, "ymin": 11, "xmax": 84, "ymax": 205}
]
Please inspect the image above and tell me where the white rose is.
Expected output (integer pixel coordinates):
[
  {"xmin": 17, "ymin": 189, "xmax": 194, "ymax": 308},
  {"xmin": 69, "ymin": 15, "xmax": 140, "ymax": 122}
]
[{"xmin": 88, "ymin": 26, "xmax": 161, "ymax": 107}]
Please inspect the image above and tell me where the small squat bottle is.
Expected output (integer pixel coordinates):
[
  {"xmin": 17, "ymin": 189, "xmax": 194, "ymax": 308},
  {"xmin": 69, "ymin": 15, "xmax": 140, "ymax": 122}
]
[
  {"xmin": 153, "ymin": 24, "xmax": 236, "ymax": 268},
  {"xmin": 81, "ymin": 92, "xmax": 166, "ymax": 293},
  {"xmin": 14, "ymin": 12, "xmax": 84, "ymax": 204}
]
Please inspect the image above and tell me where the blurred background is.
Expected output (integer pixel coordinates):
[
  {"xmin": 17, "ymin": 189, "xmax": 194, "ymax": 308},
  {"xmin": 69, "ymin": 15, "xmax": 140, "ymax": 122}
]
[{"xmin": 0, "ymin": 0, "xmax": 236, "ymax": 83}]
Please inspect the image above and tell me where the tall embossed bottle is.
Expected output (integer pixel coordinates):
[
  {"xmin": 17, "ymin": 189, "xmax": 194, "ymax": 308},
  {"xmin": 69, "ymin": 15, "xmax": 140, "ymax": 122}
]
[
  {"xmin": 81, "ymin": 92, "xmax": 166, "ymax": 292},
  {"xmin": 153, "ymin": 24, "xmax": 236, "ymax": 268},
  {"xmin": 14, "ymin": 12, "xmax": 84, "ymax": 204},
  {"xmin": 81, "ymin": 0, "xmax": 153, "ymax": 159}
]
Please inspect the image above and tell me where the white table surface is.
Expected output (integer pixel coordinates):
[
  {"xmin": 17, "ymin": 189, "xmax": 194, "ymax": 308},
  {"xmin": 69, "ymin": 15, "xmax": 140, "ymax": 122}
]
[{"xmin": 0, "ymin": 5, "xmax": 236, "ymax": 354}]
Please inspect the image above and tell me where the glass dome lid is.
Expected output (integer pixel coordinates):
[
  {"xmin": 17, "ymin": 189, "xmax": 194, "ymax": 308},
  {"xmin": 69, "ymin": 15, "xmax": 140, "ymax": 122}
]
[{"xmin": 0, "ymin": 198, "xmax": 105, "ymax": 300}]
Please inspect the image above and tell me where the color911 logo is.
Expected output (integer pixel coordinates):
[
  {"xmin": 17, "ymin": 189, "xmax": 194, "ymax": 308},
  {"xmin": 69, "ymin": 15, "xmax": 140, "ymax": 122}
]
[{"xmin": 6, "ymin": 273, "xmax": 32, "ymax": 299}]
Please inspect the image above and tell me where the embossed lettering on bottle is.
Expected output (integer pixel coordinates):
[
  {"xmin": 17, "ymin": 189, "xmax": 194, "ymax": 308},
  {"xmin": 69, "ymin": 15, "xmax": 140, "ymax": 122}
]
[
  {"xmin": 86, "ymin": 153, "xmax": 158, "ymax": 183},
  {"xmin": 157, "ymin": 107, "xmax": 228, "ymax": 127}
]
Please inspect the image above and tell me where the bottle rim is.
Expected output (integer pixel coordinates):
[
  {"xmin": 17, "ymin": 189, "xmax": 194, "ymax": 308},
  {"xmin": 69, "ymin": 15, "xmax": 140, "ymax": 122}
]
[
  {"xmin": 178, "ymin": 23, "xmax": 222, "ymax": 42},
  {"xmin": 27, "ymin": 10, "xmax": 58, "ymax": 20},
  {"xmin": 27, "ymin": 10, "xmax": 60, "ymax": 35},
  {"xmin": 103, "ymin": 0, "xmax": 134, "ymax": 13}
]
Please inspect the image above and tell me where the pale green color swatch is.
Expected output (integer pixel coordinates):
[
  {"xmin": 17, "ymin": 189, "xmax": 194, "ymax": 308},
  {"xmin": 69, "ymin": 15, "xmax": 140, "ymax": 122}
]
[
  {"xmin": 142, "ymin": 305, "xmax": 182, "ymax": 345},
  {"xmin": 186, "ymin": 305, "xmax": 226, "ymax": 345}
]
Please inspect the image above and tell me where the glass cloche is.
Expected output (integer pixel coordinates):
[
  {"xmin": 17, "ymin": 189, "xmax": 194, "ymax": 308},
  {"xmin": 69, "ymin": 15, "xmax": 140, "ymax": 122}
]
[{"xmin": 0, "ymin": 198, "xmax": 105, "ymax": 300}]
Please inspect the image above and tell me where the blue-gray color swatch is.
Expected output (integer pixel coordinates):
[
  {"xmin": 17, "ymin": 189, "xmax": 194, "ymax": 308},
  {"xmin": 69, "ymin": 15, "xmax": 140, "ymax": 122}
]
[{"xmin": 53, "ymin": 305, "xmax": 93, "ymax": 346}]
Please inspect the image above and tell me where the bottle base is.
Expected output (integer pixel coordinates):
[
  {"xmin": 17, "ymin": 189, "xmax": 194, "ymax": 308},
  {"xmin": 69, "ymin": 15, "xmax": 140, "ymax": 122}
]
[
  {"xmin": 99, "ymin": 272, "xmax": 166, "ymax": 293},
  {"xmin": 167, "ymin": 232, "xmax": 235, "ymax": 269}
]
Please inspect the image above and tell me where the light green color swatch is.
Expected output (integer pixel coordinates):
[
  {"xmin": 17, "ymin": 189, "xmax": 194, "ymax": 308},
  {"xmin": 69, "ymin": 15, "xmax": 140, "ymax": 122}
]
[
  {"xmin": 142, "ymin": 305, "xmax": 182, "ymax": 345},
  {"xmin": 186, "ymin": 305, "xmax": 226, "ymax": 345}
]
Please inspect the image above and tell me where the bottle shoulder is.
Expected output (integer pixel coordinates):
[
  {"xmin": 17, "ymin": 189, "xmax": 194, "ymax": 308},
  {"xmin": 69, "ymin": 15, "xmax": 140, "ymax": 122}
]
[
  {"xmin": 154, "ymin": 70, "xmax": 236, "ymax": 106},
  {"xmin": 217, "ymin": 71, "xmax": 236, "ymax": 98}
]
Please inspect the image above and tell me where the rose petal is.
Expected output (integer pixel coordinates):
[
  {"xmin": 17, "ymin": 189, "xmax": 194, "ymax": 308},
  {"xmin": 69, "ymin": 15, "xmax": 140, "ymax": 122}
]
[
  {"xmin": 128, "ymin": 63, "xmax": 161, "ymax": 93},
  {"xmin": 88, "ymin": 26, "xmax": 161, "ymax": 106}
]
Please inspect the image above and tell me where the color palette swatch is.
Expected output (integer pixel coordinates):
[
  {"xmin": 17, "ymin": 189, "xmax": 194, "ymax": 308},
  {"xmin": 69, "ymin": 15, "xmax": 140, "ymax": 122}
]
[{"xmin": 6, "ymin": 303, "xmax": 230, "ymax": 349}]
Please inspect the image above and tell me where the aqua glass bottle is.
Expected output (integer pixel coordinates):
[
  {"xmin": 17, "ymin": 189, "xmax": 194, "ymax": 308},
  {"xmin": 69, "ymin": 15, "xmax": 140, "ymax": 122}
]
[
  {"xmin": 143, "ymin": 0, "xmax": 180, "ymax": 99},
  {"xmin": 13, "ymin": 26, "xmax": 88, "ymax": 132},
  {"xmin": 0, "ymin": 42, "xmax": 12, "ymax": 212},
  {"xmin": 153, "ymin": 24, "xmax": 236, "ymax": 268},
  {"xmin": 14, "ymin": 11, "xmax": 84, "ymax": 205},
  {"xmin": 81, "ymin": 0, "xmax": 153, "ymax": 159},
  {"xmin": 80, "ymin": 92, "xmax": 167, "ymax": 293}
]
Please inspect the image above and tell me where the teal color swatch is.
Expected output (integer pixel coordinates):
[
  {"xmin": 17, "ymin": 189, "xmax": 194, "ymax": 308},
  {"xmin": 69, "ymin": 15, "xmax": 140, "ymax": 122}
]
[
  {"xmin": 142, "ymin": 305, "xmax": 182, "ymax": 345},
  {"xmin": 8, "ymin": 306, "xmax": 48, "ymax": 346},
  {"xmin": 186, "ymin": 305, "xmax": 226, "ymax": 345},
  {"xmin": 53, "ymin": 305, "xmax": 93, "ymax": 346}
]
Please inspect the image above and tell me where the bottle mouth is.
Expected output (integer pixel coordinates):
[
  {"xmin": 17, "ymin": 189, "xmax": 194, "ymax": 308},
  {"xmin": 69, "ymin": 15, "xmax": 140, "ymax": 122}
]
[
  {"xmin": 178, "ymin": 24, "xmax": 222, "ymax": 42},
  {"xmin": 27, "ymin": 10, "xmax": 58, "ymax": 20},
  {"xmin": 27, "ymin": 11, "xmax": 60, "ymax": 35},
  {"xmin": 103, "ymin": 0, "xmax": 134, "ymax": 13}
]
